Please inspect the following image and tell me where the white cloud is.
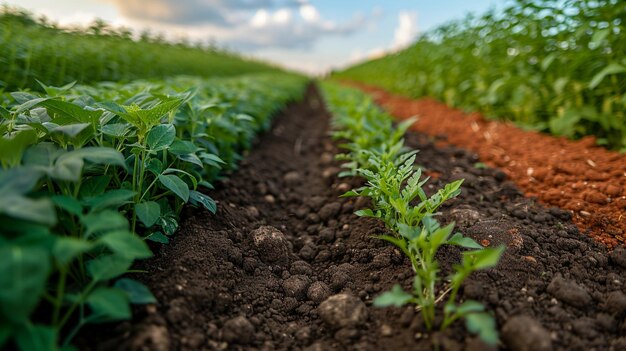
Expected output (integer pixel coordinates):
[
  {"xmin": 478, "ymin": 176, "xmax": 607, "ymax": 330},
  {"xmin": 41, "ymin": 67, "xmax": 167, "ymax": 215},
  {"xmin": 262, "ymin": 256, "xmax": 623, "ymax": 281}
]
[
  {"xmin": 250, "ymin": 9, "xmax": 269, "ymax": 27},
  {"xmin": 272, "ymin": 8, "xmax": 292, "ymax": 24},
  {"xmin": 299, "ymin": 4, "xmax": 319, "ymax": 23},
  {"xmin": 391, "ymin": 11, "xmax": 418, "ymax": 50},
  {"xmin": 100, "ymin": 0, "xmax": 376, "ymax": 51}
]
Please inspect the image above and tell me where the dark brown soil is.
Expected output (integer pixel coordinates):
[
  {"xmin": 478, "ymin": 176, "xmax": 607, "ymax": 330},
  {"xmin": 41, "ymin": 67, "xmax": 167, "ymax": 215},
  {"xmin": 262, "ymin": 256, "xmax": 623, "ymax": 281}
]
[
  {"xmin": 343, "ymin": 81, "xmax": 626, "ymax": 248},
  {"xmin": 78, "ymin": 85, "xmax": 626, "ymax": 351}
]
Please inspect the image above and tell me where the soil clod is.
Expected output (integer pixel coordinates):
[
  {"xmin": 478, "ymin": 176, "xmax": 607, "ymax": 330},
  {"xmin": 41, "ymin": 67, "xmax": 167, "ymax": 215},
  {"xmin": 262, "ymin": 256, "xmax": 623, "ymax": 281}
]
[
  {"xmin": 318, "ymin": 293, "xmax": 368, "ymax": 329},
  {"xmin": 547, "ymin": 274, "xmax": 592, "ymax": 308},
  {"xmin": 502, "ymin": 315, "xmax": 553, "ymax": 351}
]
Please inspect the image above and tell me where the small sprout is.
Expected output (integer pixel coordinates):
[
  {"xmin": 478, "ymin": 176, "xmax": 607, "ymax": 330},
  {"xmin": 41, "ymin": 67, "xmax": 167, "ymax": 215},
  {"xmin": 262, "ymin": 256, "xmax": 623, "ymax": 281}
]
[{"xmin": 322, "ymin": 82, "xmax": 504, "ymax": 345}]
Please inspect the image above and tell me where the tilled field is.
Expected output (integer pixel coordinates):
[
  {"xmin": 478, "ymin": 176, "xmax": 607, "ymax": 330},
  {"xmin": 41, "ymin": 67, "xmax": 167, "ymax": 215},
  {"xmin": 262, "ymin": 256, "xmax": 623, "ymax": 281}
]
[
  {"xmin": 348, "ymin": 82, "xmax": 626, "ymax": 248},
  {"xmin": 81, "ymin": 85, "xmax": 626, "ymax": 351}
]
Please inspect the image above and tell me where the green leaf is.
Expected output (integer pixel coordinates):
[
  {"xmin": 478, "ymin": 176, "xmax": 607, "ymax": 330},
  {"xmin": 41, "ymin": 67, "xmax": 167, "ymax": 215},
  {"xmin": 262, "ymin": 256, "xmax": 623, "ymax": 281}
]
[
  {"xmin": 48, "ymin": 122, "xmax": 91, "ymax": 138},
  {"xmin": 78, "ymin": 175, "xmax": 112, "ymax": 198},
  {"xmin": 50, "ymin": 154, "xmax": 84, "ymax": 181},
  {"xmin": 589, "ymin": 63, "xmax": 626, "ymax": 89},
  {"xmin": 146, "ymin": 231, "xmax": 169, "ymax": 244},
  {"xmin": 146, "ymin": 158, "xmax": 163, "ymax": 175},
  {"xmin": 22, "ymin": 142, "xmax": 62, "ymax": 168},
  {"xmin": 97, "ymin": 231, "xmax": 153, "ymax": 259},
  {"xmin": 0, "ymin": 195, "xmax": 57, "ymax": 226},
  {"xmin": 146, "ymin": 124, "xmax": 176, "ymax": 151},
  {"xmin": 37, "ymin": 98, "xmax": 102, "ymax": 124},
  {"xmin": 354, "ymin": 208, "xmax": 376, "ymax": 218},
  {"xmin": 36, "ymin": 79, "xmax": 76, "ymax": 96},
  {"xmin": 199, "ymin": 153, "xmax": 225, "ymax": 165},
  {"xmin": 447, "ymin": 233, "xmax": 483, "ymax": 249},
  {"xmin": 549, "ymin": 109, "xmax": 582, "ymax": 137},
  {"xmin": 0, "ymin": 130, "xmax": 38, "ymax": 167},
  {"xmin": 340, "ymin": 190, "xmax": 360, "ymax": 197},
  {"xmin": 68, "ymin": 147, "xmax": 126, "ymax": 168},
  {"xmin": 465, "ymin": 312, "xmax": 499, "ymax": 346},
  {"xmin": 87, "ymin": 287, "xmax": 131, "ymax": 322},
  {"xmin": 163, "ymin": 168, "xmax": 197, "ymax": 189},
  {"xmin": 158, "ymin": 174, "xmax": 189, "ymax": 202},
  {"xmin": 84, "ymin": 189, "xmax": 135, "ymax": 213},
  {"xmin": 14, "ymin": 97, "xmax": 52, "ymax": 115},
  {"xmin": 114, "ymin": 278, "xmax": 156, "ymax": 304},
  {"xmin": 397, "ymin": 223, "xmax": 420, "ymax": 240},
  {"xmin": 87, "ymin": 254, "xmax": 133, "ymax": 282},
  {"xmin": 96, "ymin": 101, "xmax": 127, "ymax": 115},
  {"xmin": 590, "ymin": 28, "xmax": 610, "ymax": 48},
  {"xmin": 430, "ymin": 222, "xmax": 455, "ymax": 248},
  {"xmin": 135, "ymin": 201, "xmax": 161, "ymax": 227},
  {"xmin": 189, "ymin": 190, "xmax": 216, "ymax": 214},
  {"xmin": 14, "ymin": 324, "xmax": 57, "ymax": 351},
  {"xmin": 373, "ymin": 284, "xmax": 413, "ymax": 307},
  {"xmin": 51, "ymin": 195, "xmax": 83, "ymax": 216},
  {"xmin": 53, "ymin": 237, "xmax": 93, "ymax": 266},
  {"xmin": 457, "ymin": 300, "xmax": 486, "ymax": 315},
  {"xmin": 0, "ymin": 167, "xmax": 43, "ymax": 196},
  {"xmin": 178, "ymin": 153, "xmax": 203, "ymax": 168},
  {"xmin": 159, "ymin": 216, "xmax": 178, "ymax": 236},
  {"xmin": 0, "ymin": 105, "xmax": 10, "ymax": 120},
  {"xmin": 0, "ymin": 246, "xmax": 51, "ymax": 324},
  {"xmin": 81, "ymin": 210, "xmax": 129, "ymax": 237},
  {"xmin": 464, "ymin": 246, "xmax": 505, "ymax": 270},
  {"xmin": 101, "ymin": 123, "xmax": 130, "ymax": 138},
  {"xmin": 168, "ymin": 139, "xmax": 198, "ymax": 155}
]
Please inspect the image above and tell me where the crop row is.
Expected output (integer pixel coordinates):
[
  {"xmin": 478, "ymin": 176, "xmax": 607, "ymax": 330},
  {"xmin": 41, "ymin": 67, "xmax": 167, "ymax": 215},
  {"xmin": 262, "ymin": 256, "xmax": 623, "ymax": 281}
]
[
  {"xmin": 0, "ymin": 7, "xmax": 278, "ymax": 90},
  {"xmin": 320, "ymin": 82, "xmax": 504, "ymax": 346},
  {"xmin": 0, "ymin": 73, "xmax": 308, "ymax": 350},
  {"xmin": 336, "ymin": 0, "xmax": 626, "ymax": 151}
]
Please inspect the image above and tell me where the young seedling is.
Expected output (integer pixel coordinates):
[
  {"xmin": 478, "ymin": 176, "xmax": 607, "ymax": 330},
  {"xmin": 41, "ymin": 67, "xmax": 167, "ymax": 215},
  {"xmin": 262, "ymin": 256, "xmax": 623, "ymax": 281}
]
[{"xmin": 321, "ymin": 82, "xmax": 504, "ymax": 346}]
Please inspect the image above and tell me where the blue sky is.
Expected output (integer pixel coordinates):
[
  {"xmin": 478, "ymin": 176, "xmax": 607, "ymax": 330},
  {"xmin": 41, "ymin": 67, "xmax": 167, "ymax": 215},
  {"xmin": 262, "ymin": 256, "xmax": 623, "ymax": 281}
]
[{"xmin": 4, "ymin": 0, "xmax": 503, "ymax": 74}]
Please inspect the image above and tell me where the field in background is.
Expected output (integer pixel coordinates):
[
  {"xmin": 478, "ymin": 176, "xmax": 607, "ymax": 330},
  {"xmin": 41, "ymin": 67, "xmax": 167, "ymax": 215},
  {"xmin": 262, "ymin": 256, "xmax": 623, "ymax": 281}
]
[
  {"xmin": 336, "ymin": 0, "xmax": 626, "ymax": 151},
  {"xmin": 0, "ymin": 7, "xmax": 279, "ymax": 91}
]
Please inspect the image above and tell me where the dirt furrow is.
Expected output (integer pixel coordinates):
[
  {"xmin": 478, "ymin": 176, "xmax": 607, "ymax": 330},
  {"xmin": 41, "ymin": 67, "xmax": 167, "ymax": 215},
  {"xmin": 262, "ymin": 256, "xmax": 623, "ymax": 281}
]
[{"xmin": 80, "ymin": 85, "xmax": 626, "ymax": 351}]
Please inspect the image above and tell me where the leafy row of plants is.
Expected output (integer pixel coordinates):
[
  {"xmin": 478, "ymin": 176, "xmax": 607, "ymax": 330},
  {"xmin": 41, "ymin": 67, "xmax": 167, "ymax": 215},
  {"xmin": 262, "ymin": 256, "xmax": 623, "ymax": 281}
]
[
  {"xmin": 0, "ymin": 73, "xmax": 308, "ymax": 350},
  {"xmin": 0, "ymin": 6, "xmax": 279, "ymax": 90},
  {"xmin": 336, "ymin": 0, "xmax": 626, "ymax": 151},
  {"xmin": 320, "ymin": 82, "xmax": 504, "ymax": 346}
]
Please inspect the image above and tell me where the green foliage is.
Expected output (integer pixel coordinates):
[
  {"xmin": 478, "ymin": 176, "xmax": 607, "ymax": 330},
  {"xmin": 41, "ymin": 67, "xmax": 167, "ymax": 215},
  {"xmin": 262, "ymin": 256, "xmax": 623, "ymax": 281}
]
[
  {"xmin": 336, "ymin": 0, "xmax": 626, "ymax": 151},
  {"xmin": 0, "ymin": 6, "xmax": 280, "ymax": 90},
  {"xmin": 321, "ymin": 82, "xmax": 504, "ymax": 345},
  {"xmin": 0, "ymin": 73, "xmax": 308, "ymax": 349}
]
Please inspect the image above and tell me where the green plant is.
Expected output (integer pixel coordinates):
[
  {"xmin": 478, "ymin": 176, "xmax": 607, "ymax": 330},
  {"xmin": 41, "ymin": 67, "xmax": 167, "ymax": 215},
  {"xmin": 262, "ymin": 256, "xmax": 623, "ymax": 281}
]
[
  {"xmin": 0, "ymin": 73, "xmax": 308, "ymax": 350},
  {"xmin": 0, "ymin": 6, "xmax": 280, "ymax": 91},
  {"xmin": 321, "ymin": 82, "xmax": 504, "ymax": 346},
  {"xmin": 335, "ymin": 0, "xmax": 626, "ymax": 151}
]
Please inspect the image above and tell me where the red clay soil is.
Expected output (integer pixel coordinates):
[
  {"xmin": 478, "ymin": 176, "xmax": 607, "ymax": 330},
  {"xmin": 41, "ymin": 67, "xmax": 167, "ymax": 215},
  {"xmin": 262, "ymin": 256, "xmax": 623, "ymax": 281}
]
[{"xmin": 346, "ymin": 82, "xmax": 626, "ymax": 248}]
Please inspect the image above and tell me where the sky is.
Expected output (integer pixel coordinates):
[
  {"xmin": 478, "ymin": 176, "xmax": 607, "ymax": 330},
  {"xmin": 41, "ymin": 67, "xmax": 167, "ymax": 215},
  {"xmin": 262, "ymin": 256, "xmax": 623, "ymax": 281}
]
[{"xmin": 4, "ymin": 0, "xmax": 503, "ymax": 74}]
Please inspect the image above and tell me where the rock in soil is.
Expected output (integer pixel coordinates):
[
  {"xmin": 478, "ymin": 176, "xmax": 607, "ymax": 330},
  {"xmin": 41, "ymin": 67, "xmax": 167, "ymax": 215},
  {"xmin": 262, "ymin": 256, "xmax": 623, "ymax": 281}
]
[
  {"xmin": 318, "ymin": 293, "xmax": 368, "ymax": 329},
  {"xmin": 502, "ymin": 315, "xmax": 553, "ymax": 351}
]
